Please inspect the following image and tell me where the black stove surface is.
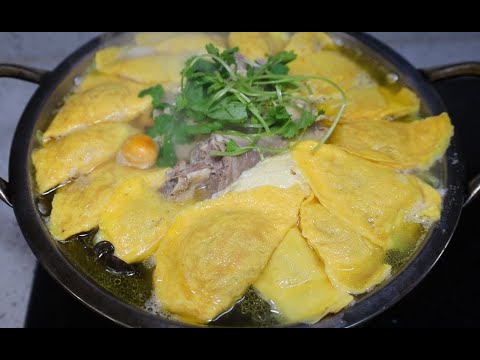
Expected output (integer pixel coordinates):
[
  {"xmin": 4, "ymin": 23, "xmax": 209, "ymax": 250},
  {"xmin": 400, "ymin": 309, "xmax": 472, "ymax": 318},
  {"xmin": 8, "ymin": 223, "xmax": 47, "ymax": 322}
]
[{"xmin": 24, "ymin": 77, "xmax": 480, "ymax": 328}]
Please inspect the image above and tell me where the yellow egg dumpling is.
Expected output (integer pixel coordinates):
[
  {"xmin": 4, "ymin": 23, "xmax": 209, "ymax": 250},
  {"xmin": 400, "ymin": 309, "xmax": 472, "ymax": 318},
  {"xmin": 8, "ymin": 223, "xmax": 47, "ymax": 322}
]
[
  {"xmin": 98, "ymin": 177, "xmax": 185, "ymax": 264},
  {"xmin": 133, "ymin": 32, "xmax": 179, "ymax": 46},
  {"xmin": 228, "ymin": 32, "xmax": 291, "ymax": 60},
  {"xmin": 254, "ymin": 227, "xmax": 354, "ymax": 323},
  {"xmin": 48, "ymin": 161, "xmax": 167, "ymax": 241},
  {"xmin": 329, "ymin": 113, "xmax": 454, "ymax": 170},
  {"xmin": 287, "ymin": 32, "xmax": 420, "ymax": 123},
  {"xmin": 43, "ymin": 75, "xmax": 151, "ymax": 140},
  {"xmin": 95, "ymin": 53, "xmax": 184, "ymax": 89},
  {"xmin": 153, "ymin": 185, "xmax": 307, "ymax": 324},
  {"xmin": 33, "ymin": 123, "xmax": 139, "ymax": 194},
  {"xmin": 329, "ymin": 86, "xmax": 420, "ymax": 123},
  {"xmin": 289, "ymin": 49, "xmax": 368, "ymax": 95},
  {"xmin": 94, "ymin": 33, "xmax": 226, "ymax": 89},
  {"xmin": 135, "ymin": 32, "xmax": 226, "ymax": 55},
  {"xmin": 75, "ymin": 72, "xmax": 124, "ymax": 92},
  {"xmin": 293, "ymin": 142, "xmax": 441, "ymax": 250},
  {"xmin": 300, "ymin": 195, "xmax": 391, "ymax": 294},
  {"xmin": 49, "ymin": 162, "xmax": 123, "ymax": 240},
  {"xmin": 285, "ymin": 32, "xmax": 337, "ymax": 55}
]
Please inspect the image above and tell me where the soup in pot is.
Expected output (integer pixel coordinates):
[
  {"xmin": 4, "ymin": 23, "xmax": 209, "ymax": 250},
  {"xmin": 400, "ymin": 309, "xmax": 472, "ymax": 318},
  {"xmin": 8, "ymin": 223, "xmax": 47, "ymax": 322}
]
[{"xmin": 32, "ymin": 32, "xmax": 453, "ymax": 326}]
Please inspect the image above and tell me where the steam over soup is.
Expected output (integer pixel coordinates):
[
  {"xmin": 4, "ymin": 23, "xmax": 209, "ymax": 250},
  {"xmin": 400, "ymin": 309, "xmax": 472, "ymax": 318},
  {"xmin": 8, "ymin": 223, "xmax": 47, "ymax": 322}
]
[{"xmin": 32, "ymin": 32, "xmax": 452, "ymax": 326}]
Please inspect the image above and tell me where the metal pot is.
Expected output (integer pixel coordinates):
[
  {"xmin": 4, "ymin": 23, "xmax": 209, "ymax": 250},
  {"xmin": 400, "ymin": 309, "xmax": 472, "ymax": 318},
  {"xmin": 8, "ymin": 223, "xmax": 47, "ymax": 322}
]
[{"xmin": 1, "ymin": 32, "xmax": 479, "ymax": 327}]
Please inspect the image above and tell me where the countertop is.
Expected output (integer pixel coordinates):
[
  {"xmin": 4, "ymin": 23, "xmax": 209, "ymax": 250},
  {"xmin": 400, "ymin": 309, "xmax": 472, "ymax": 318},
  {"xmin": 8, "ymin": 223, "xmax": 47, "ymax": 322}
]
[{"xmin": 1, "ymin": 32, "xmax": 479, "ymax": 328}]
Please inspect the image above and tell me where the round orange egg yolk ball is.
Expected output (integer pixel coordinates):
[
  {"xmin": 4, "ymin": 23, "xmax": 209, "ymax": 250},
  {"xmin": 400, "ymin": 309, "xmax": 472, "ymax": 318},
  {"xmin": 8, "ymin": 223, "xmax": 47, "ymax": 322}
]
[{"xmin": 118, "ymin": 134, "xmax": 159, "ymax": 169}]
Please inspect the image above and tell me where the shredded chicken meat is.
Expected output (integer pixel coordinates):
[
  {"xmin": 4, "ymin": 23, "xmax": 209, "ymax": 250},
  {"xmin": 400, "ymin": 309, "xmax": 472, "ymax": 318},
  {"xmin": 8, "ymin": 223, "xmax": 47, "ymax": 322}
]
[{"xmin": 160, "ymin": 135, "xmax": 261, "ymax": 201}]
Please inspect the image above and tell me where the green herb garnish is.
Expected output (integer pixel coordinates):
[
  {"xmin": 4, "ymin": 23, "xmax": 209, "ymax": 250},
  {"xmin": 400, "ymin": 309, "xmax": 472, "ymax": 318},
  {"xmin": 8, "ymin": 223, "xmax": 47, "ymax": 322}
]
[
  {"xmin": 140, "ymin": 44, "xmax": 347, "ymax": 166},
  {"xmin": 36, "ymin": 130, "xmax": 44, "ymax": 144},
  {"xmin": 139, "ymin": 85, "xmax": 169, "ymax": 110}
]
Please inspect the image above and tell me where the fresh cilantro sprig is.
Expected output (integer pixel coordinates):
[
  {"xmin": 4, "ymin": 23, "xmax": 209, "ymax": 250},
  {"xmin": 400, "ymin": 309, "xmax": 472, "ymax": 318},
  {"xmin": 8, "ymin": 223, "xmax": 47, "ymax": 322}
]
[
  {"xmin": 139, "ymin": 85, "xmax": 169, "ymax": 110},
  {"xmin": 139, "ymin": 44, "xmax": 347, "ymax": 166}
]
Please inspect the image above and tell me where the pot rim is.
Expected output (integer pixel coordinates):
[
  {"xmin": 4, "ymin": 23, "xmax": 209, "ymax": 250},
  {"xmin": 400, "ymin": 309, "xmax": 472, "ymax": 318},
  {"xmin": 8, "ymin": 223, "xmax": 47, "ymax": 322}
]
[{"xmin": 8, "ymin": 32, "xmax": 467, "ymax": 328}]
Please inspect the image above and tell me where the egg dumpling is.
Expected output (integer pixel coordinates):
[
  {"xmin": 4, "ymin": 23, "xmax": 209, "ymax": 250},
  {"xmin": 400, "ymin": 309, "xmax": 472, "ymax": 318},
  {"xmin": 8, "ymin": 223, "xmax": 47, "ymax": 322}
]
[
  {"xmin": 329, "ymin": 113, "xmax": 453, "ymax": 170},
  {"xmin": 300, "ymin": 195, "xmax": 391, "ymax": 294},
  {"xmin": 293, "ymin": 142, "xmax": 441, "ymax": 250},
  {"xmin": 153, "ymin": 185, "xmax": 307, "ymax": 323},
  {"xmin": 254, "ymin": 227, "xmax": 354, "ymax": 323},
  {"xmin": 33, "ymin": 123, "xmax": 139, "ymax": 193},
  {"xmin": 43, "ymin": 75, "xmax": 151, "ymax": 140},
  {"xmin": 48, "ymin": 161, "xmax": 166, "ymax": 241}
]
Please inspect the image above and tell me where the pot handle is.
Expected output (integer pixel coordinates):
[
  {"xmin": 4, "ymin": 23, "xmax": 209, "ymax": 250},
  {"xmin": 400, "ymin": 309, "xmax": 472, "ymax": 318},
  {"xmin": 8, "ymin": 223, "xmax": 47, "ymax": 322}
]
[
  {"xmin": 421, "ymin": 62, "xmax": 480, "ymax": 207},
  {"xmin": 422, "ymin": 62, "xmax": 480, "ymax": 82},
  {"xmin": 0, "ymin": 64, "xmax": 48, "ymax": 207}
]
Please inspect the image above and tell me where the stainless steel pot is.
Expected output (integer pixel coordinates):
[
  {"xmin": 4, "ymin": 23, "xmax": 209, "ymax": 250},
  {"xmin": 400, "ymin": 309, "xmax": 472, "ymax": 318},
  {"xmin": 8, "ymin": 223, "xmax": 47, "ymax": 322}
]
[{"xmin": 1, "ymin": 32, "xmax": 479, "ymax": 327}]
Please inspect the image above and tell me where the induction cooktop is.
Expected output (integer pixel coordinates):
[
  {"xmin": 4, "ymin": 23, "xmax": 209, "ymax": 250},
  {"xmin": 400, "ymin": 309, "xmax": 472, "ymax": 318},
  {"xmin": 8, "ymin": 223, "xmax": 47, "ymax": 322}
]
[{"xmin": 24, "ymin": 76, "xmax": 480, "ymax": 328}]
